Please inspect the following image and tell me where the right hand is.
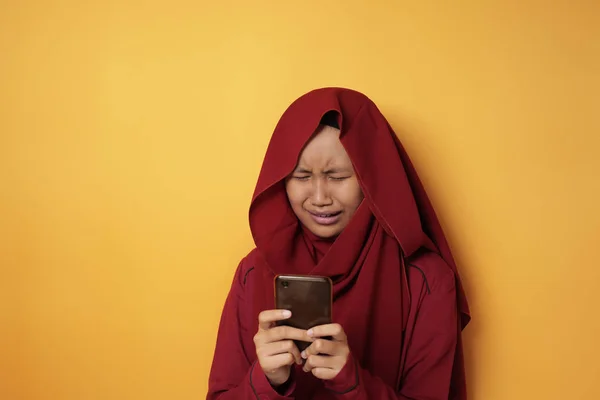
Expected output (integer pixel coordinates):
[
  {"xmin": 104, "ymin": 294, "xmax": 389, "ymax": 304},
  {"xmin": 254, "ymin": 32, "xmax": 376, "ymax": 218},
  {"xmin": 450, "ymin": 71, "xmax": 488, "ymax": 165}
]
[{"xmin": 253, "ymin": 309, "xmax": 313, "ymax": 386}]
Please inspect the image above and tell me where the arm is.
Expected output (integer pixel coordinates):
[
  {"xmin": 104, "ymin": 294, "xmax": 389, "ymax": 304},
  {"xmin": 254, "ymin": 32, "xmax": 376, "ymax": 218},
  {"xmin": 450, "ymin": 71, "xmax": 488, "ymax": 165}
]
[
  {"xmin": 317, "ymin": 267, "xmax": 459, "ymax": 399},
  {"xmin": 206, "ymin": 258, "xmax": 296, "ymax": 400}
]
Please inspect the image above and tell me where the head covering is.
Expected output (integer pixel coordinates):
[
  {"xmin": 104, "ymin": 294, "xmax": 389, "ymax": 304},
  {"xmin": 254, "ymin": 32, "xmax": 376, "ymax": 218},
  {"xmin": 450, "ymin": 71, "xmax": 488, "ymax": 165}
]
[{"xmin": 249, "ymin": 87, "xmax": 470, "ymax": 397}]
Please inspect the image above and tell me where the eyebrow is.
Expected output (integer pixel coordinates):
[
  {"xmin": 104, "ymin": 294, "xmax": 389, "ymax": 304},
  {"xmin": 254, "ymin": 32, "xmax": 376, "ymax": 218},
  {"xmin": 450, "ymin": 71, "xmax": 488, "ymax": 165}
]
[{"xmin": 294, "ymin": 167, "xmax": 312, "ymax": 174}]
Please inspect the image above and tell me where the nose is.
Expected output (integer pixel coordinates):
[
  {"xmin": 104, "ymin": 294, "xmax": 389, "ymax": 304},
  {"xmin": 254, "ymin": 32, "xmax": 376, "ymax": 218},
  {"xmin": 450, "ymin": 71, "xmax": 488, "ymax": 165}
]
[{"xmin": 310, "ymin": 178, "xmax": 333, "ymax": 207}]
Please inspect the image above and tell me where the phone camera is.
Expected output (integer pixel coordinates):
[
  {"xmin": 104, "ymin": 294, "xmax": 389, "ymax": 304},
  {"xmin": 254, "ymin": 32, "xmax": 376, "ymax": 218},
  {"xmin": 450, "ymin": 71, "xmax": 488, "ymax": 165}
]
[{"xmin": 282, "ymin": 281, "xmax": 289, "ymax": 288}]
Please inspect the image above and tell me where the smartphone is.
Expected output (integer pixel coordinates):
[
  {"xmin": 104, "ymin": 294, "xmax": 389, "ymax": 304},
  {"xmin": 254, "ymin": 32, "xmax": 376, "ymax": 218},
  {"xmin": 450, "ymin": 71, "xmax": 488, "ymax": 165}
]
[{"xmin": 274, "ymin": 274, "xmax": 333, "ymax": 352}]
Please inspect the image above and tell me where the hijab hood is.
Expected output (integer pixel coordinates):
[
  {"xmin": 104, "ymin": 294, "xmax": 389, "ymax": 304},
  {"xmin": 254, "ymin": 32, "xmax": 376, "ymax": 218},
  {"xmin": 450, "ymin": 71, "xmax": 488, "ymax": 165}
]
[{"xmin": 249, "ymin": 87, "xmax": 470, "ymax": 397}]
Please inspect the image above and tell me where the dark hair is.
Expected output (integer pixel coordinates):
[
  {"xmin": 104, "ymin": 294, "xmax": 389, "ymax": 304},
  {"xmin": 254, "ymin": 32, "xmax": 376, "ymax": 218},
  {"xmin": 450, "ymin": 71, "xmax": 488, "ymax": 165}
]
[{"xmin": 320, "ymin": 111, "xmax": 339, "ymax": 129}]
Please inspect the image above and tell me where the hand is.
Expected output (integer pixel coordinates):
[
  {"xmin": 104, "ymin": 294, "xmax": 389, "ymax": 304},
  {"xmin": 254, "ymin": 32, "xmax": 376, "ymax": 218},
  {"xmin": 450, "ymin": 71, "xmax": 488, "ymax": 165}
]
[
  {"xmin": 253, "ymin": 310, "xmax": 314, "ymax": 386},
  {"xmin": 301, "ymin": 323, "xmax": 350, "ymax": 380}
]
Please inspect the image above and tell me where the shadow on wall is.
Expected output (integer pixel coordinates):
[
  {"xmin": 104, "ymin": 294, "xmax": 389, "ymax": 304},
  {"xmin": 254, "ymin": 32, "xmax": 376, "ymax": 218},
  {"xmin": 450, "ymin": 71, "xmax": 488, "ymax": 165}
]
[{"xmin": 387, "ymin": 116, "xmax": 482, "ymax": 398}]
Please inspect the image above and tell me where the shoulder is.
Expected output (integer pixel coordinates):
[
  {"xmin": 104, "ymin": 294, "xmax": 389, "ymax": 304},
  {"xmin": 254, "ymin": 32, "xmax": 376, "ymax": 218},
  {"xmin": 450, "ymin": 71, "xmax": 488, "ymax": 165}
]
[
  {"xmin": 406, "ymin": 250, "xmax": 456, "ymax": 295},
  {"xmin": 232, "ymin": 247, "xmax": 262, "ymax": 287}
]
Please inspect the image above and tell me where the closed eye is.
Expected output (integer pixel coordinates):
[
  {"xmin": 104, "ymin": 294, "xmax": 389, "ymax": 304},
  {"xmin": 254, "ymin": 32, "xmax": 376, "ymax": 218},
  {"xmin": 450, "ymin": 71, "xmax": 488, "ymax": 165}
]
[
  {"xmin": 329, "ymin": 176, "xmax": 350, "ymax": 181},
  {"xmin": 293, "ymin": 175, "xmax": 310, "ymax": 181}
]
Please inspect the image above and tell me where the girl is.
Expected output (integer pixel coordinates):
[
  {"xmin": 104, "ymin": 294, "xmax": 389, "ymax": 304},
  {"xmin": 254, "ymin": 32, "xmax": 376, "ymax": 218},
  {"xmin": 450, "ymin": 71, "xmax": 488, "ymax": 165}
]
[{"xmin": 207, "ymin": 87, "xmax": 470, "ymax": 399}]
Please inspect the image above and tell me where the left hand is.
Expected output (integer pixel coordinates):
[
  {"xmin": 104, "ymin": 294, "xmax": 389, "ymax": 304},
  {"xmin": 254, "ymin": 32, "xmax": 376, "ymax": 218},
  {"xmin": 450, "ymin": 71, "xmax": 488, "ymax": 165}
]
[{"xmin": 301, "ymin": 323, "xmax": 350, "ymax": 380}]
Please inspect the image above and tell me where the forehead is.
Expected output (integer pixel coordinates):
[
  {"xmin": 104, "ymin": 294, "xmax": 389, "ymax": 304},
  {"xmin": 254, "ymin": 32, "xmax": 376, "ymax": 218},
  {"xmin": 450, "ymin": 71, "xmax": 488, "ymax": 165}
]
[{"xmin": 297, "ymin": 126, "xmax": 351, "ymax": 167}]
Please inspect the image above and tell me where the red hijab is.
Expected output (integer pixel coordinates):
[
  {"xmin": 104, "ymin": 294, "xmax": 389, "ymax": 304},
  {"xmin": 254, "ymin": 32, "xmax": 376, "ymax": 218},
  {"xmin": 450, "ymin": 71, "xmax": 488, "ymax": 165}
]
[{"xmin": 249, "ymin": 87, "xmax": 470, "ymax": 397}]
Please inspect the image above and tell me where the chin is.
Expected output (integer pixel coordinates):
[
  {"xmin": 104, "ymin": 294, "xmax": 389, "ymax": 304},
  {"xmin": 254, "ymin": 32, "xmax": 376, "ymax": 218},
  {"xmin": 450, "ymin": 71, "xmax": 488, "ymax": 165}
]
[{"xmin": 308, "ymin": 224, "xmax": 342, "ymax": 239}]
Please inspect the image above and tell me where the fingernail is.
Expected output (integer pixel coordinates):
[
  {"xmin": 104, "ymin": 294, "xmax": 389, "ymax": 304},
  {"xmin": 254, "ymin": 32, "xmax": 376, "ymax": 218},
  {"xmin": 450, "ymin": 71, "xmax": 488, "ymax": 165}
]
[
  {"xmin": 307, "ymin": 329, "xmax": 313, "ymax": 337},
  {"xmin": 296, "ymin": 359, "xmax": 302, "ymax": 365},
  {"xmin": 282, "ymin": 310, "xmax": 291, "ymax": 318},
  {"xmin": 301, "ymin": 351, "xmax": 307, "ymax": 359}
]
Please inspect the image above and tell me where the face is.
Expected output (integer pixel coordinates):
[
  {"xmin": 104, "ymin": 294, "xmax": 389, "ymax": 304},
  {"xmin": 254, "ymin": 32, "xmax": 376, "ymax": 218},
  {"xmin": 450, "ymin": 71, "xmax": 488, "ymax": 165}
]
[{"xmin": 285, "ymin": 125, "xmax": 364, "ymax": 238}]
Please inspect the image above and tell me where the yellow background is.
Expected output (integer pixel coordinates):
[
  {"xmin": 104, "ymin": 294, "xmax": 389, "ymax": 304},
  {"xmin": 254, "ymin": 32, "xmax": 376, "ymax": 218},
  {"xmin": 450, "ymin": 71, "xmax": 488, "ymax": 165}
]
[{"xmin": 1, "ymin": 1, "xmax": 599, "ymax": 399}]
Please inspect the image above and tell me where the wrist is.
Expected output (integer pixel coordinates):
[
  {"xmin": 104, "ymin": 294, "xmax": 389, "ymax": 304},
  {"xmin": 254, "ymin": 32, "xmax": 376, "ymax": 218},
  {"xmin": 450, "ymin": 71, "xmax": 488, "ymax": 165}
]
[
  {"xmin": 251, "ymin": 363, "xmax": 297, "ymax": 398},
  {"xmin": 267, "ymin": 374, "xmax": 289, "ymax": 387},
  {"xmin": 325, "ymin": 353, "xmax": 360, "ymax": 394},
  {"xmin": 271, "ymin": 372, "xmax": 294, "ymax": 395}
]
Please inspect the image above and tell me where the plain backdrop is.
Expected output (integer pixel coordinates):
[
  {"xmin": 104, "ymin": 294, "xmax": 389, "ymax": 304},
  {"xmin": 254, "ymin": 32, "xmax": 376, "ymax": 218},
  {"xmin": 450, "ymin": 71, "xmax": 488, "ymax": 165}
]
[{"xmin": 1, "ymin": 1, "xmax": 599, "ymax": 399}]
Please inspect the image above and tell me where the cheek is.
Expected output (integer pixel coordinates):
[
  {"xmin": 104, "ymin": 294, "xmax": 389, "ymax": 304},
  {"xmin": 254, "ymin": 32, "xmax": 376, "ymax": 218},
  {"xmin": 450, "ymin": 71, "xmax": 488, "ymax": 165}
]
[
  {"xmin": 285, "ymin": 182, "xmax": 307, "ymax": 209},
  {"xmin": 340, "ymin": 181, "xmax": 363, "ymax": 210}
]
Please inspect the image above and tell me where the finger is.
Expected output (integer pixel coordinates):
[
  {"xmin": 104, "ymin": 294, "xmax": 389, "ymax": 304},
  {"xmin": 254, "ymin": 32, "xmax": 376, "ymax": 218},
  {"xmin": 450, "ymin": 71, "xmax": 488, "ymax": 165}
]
[
  {"xmin": 266, "ymin": 325, "xmax": 314, "ymax": 344},
  {"xmin": 259, "ymin": 352, "xmax": 295, "ymax": 371},
  {"xmin": 289, "ymin": 342, "xmax": 303, "ymax": 365},
  {"xmin": 301, "ymin": 353, "xmax": 316, "ymax": 373},
  {"xmin": 301, "ymin": 339, "xmax": 337, "ymax": 359},
  {"xmin": 312, "ymin": 367, "xmax": 339, "ymax": 380},
  {"xmin": 258, "ymin": 310, "xmax": 291, "ymax": 331},
  {"xmin": 307, "ymin": 323, "xmax": 347, "ymax": 342},
  {"xmin": 303, "ymin": 354, "xmax": 342, "ymax": 374},
  {"xmin": 302, "ymin": 354, "xmax": 334, "ymax": 373},
  {"xmin": 259, "ymin": 340, "xmax": 303, "ymax": 366}
]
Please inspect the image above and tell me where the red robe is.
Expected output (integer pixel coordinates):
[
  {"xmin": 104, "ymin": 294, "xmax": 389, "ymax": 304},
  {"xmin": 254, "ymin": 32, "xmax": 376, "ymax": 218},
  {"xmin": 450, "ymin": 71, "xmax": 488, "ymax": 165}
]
[{"xmin": 207, "ymin": 87, "xmax": 470, "ymax": 399}]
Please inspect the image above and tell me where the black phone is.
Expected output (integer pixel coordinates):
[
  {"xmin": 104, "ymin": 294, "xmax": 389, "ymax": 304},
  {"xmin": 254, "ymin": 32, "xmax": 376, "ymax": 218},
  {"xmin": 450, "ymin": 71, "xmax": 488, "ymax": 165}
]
[{"xmin": 274, "ymin": 274, "xmax": 333, "ymax": 352}]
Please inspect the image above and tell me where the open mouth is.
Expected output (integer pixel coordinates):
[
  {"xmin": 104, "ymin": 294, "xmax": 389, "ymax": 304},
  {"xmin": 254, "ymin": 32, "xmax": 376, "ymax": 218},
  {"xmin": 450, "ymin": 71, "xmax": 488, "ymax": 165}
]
[
  {"xmin": 311, "ymin": 212, "xmax": 341, "ymax": 218},
  {"xmin": 308, "ymin": 211, "xmax": 342, "ymax": 225}
]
